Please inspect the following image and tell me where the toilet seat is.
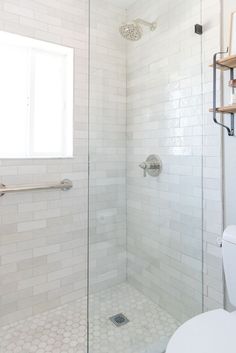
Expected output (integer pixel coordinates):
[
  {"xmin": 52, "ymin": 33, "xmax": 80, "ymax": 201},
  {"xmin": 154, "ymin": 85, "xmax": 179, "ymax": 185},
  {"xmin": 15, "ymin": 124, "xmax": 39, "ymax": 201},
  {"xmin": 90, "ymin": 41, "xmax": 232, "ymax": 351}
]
[{"xmin": 166, "ymin": 309, "xmax": 236, "ymax": 353}]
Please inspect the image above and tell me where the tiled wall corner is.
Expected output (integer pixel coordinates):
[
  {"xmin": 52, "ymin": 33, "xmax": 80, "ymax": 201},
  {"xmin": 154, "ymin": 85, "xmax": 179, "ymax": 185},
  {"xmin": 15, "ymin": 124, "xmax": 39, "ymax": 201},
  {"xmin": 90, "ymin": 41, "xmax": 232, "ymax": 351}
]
[
  {"xmin": 88, "ymin": 0, "xmax": 127, "ymax": 293},
  {"xmin": 126, "ymin": 0, "xmax": 204, "ymax": 323},
  {"xmin": 0, "ymin": 0, "xmax": 227, "ymax": 330},
  {"xmin": 202, "ymin": 0, "xmax": 225, "ymax": 311}
]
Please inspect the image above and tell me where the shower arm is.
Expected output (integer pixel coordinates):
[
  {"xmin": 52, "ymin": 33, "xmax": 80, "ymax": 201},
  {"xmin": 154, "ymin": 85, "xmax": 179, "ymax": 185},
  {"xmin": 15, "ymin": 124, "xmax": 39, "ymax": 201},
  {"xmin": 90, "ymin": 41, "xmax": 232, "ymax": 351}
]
[{"xmin": 134, "ymin": 18, "xmax": 157, "ymax": 31}]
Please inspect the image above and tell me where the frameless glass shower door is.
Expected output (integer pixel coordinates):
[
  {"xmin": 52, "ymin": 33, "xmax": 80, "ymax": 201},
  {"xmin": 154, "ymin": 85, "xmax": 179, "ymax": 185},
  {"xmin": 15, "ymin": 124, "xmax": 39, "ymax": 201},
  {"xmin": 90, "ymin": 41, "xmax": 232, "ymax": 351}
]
[{"xmin": 88, "ymin": 0, "xmax": 203, "ymax": 352}]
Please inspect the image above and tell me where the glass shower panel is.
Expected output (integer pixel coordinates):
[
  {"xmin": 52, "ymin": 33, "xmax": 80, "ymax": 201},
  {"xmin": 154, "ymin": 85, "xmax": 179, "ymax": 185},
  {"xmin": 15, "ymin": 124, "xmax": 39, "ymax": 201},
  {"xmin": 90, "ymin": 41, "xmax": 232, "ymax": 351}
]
[{"xmin": 89, "ymin": 0, "xmax": 203, "ymax": 352}]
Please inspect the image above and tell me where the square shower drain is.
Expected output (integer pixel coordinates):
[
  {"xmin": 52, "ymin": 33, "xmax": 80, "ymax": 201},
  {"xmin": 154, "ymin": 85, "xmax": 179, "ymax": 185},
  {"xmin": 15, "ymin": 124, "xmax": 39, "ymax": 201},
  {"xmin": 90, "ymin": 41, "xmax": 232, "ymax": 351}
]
[{"xmin": 109, "ymin": 313, "xmax": 129, "ymax": 327}]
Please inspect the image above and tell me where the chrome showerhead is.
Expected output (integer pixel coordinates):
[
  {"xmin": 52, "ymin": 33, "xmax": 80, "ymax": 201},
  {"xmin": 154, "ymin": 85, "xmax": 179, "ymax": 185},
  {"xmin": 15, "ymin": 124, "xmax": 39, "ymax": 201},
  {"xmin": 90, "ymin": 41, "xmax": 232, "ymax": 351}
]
[
  {"xmin": 119, "ymin": 18, "xmax": 157, "ymax": 41},
  {"xmin": 119, "ymin": 22, "xmax": 143, "ymax": 41}
]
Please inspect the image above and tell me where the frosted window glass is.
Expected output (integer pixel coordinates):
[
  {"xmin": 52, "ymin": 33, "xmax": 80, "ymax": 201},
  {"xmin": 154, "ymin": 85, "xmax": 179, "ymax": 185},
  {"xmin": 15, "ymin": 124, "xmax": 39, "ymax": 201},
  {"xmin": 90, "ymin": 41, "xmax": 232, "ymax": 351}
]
[
  {"xmin": 0, "ymin": 31, "xmax": 74, "ymax": 158},
  {"xmin": 32, "ymin": 51, "xmax": 65, "ymax": 156},
  {"xmin": 0, "ymin": 44, "xmax": 29, "ymax": 157}
]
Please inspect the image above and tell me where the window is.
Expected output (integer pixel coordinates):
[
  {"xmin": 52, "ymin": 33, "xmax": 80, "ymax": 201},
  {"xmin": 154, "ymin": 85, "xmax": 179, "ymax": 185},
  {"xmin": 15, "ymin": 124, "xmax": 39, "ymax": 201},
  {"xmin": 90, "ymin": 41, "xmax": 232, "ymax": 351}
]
[{"xmin": 0, "ymin": 31, "xmax": 74, "ymax": 158}]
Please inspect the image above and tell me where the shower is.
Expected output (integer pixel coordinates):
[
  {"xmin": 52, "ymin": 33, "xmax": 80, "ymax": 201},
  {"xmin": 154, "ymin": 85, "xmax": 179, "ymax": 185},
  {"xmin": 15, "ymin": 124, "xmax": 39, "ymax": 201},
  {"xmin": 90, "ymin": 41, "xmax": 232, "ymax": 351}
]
[
  {"xmin": 119, "ymin": 18, "xmax": 157, "ymax": 41},
  {"xmin": 0, "ymin": 0, "xmax": 208, "ymax": 353}
]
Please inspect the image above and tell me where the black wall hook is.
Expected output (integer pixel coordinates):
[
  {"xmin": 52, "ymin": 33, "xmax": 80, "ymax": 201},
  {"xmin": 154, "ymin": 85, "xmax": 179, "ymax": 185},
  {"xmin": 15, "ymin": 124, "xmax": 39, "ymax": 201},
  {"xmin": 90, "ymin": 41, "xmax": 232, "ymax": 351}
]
[{"xmin": 195, "ymin": 24, "xmax": 203, "ymax": 35}]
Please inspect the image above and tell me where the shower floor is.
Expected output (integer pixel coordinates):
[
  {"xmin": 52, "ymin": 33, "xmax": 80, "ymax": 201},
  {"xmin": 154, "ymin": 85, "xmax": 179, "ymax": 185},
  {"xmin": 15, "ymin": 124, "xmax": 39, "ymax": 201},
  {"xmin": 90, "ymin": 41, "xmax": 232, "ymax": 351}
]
[{"xmin": 0, "ymin": 283, "xmax": 179, "ymax": 353}]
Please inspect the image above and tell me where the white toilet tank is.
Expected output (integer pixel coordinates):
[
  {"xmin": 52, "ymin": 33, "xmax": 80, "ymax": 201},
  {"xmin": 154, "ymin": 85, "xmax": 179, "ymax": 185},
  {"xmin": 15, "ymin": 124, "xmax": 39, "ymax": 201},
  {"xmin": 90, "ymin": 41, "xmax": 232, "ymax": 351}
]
[{"xmin": 223, "ymin": 225, "xmax": 236, "ymax": 307}]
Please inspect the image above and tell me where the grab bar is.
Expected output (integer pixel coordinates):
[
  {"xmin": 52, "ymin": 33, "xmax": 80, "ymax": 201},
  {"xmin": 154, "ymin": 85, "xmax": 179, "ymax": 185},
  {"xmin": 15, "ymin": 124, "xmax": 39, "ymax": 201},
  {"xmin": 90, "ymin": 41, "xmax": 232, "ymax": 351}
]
[{"xmin": 0, "ymin": 179, "xmax": 73, "ymax": 197}]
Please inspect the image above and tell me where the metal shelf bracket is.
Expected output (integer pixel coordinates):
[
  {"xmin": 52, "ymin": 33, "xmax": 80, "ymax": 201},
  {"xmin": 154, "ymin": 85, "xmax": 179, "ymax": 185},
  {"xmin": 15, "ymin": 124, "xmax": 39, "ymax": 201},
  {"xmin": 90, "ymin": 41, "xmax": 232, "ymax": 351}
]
[{"xmin": 213, "ymin": 50, "xmax": 235, "ymax": 136}]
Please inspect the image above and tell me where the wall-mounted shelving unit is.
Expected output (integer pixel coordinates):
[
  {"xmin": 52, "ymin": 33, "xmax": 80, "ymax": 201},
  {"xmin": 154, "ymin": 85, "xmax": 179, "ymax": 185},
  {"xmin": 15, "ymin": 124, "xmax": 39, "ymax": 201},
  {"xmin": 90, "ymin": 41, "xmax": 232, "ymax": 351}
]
[{"xmin": 211, "ymin": 51, "xmax": 236, "ymax": 136}]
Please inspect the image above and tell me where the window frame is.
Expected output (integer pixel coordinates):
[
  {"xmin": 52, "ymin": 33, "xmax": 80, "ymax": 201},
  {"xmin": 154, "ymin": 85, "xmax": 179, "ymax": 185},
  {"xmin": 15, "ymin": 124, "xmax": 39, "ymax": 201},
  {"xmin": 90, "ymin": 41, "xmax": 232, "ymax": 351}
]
[{"xmin": 0, "ymin": 31, "xmax": 74, "ymax": 159}]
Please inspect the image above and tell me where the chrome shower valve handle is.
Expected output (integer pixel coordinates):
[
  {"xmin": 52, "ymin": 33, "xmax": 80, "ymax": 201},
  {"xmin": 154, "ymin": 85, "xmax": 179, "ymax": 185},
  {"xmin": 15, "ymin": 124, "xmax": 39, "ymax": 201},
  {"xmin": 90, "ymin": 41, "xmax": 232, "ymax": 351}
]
[
  {"xmin": 139, "ymin": 162, "xmax": 148, "ymax": 177},
  {"xmin": 139, "ymin": 155, "xmax": 162, "ymax": 177}
]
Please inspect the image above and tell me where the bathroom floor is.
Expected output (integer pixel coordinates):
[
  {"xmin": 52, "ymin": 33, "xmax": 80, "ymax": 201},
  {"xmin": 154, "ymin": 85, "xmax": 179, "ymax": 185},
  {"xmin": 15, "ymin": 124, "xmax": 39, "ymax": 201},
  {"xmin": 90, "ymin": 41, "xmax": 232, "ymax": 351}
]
[{"xmin": 0, "ymin": 283, "xmax": 179, "ymax": 353}]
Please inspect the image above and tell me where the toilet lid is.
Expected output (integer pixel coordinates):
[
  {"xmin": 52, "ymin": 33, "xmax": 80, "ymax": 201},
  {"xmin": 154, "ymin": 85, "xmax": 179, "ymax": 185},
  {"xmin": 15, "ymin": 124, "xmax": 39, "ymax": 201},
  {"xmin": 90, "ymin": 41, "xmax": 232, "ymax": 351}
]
[{"xmin": 166, "ymin": 309, "xmax": 236, "ymax": 353}]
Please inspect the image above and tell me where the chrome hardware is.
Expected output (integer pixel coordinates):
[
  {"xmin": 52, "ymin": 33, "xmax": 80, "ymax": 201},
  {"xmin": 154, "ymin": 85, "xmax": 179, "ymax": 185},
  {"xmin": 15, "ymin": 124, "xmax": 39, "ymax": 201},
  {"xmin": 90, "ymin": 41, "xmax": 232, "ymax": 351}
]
[
  {"xmin": 139, "ymin": 162, "xmax": 148, "ymax": 177},
  {"xmin": 139, "ymin": 155, "xmax": 162, "ymax": 177},
  {"xmin": 0, "ymin": 179, "xmax": 73, "ymax": 197},
  {"xmin": 217, "ymin": 237, "xmax": 223, "ymax": 248}
]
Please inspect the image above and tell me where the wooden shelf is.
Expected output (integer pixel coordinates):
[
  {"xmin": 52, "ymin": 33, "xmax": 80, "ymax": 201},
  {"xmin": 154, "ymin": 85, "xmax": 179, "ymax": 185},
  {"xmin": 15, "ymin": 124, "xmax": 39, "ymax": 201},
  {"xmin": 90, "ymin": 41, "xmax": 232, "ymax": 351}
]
[
  {"xmin": 210, "ymin": 51, "xmax": 236, "ymax": 135},
  {"xmin": 210, "ymin": 105, "xmax": 236, "ymax": 113},
  {"xmin": 215, "ymin": 55, "xmax": 236, "ymax": 70}
]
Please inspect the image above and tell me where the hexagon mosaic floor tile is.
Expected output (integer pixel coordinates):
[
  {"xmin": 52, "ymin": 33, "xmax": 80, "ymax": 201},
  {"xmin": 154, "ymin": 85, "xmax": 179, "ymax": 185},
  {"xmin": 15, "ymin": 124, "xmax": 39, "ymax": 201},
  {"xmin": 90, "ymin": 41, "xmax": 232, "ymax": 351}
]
[{"xmin": 0, "ymin": 283, "xmax": 180, "ymax": 353}]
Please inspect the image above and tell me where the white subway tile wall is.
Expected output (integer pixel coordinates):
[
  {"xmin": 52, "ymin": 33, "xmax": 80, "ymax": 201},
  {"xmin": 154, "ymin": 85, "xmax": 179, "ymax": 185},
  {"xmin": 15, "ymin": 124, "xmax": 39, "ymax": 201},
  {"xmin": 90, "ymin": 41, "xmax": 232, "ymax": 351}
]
[
  {"xmin": 202, "ymin": 0, "xmax": 224, "ymax": 311},
  {"xmin": 89, "ymin": 0, "xmax": 127, "ymax": 292},
  {"xmin": 125, "ymin": 0, "xmax": 223, "ymax": 322},
  {"xmin": 0, "ymin": 0, "xmax": 89, "ymax": 326},
  {"xmin": 0, "ymin": 0, "xmax": 224, "ymax": 330}
]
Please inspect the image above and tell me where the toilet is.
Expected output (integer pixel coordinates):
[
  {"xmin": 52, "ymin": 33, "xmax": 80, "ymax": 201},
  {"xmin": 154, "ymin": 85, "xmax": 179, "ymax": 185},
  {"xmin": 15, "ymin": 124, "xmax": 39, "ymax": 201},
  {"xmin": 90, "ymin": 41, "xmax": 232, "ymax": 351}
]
[{"xmin": 166, "ymin": 225, "xmax": 236, "ymax": 353}]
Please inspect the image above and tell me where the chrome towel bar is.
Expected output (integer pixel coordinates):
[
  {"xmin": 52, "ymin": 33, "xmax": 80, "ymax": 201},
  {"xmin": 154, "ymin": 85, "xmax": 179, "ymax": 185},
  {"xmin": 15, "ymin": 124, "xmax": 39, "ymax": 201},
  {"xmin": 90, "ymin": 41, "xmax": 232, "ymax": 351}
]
[{"xmin": 0, "ymin": 179, "xmax": 73, "ymax": 197}]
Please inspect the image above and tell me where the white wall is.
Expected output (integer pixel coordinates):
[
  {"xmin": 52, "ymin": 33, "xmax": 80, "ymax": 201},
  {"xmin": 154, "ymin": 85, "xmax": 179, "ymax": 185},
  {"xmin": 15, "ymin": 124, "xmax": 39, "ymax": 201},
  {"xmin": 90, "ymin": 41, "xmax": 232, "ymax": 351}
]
[
  {"xmin": 89, "ymin": 0, "xmax": 127, "ymax": 292},
  {"xmin": 222, "ymin": 0, "xmax": 236, "ymax": 310},
  {"xmin": 223, "ymin": 0, "xmax": 236, "ymax": 227},
  {"xmin": 0, "ymin": 0, "xmax": 89, "ymax": 327},
  {"xmin": 0, "ymin": 0, "xmax": 228, "ymax": 328},
  {"xmin": 202, "ymin": 0, "xmax": 224, "ymax": 312},
  {"xmin": 0, "ymin": 0, "xmax": 127, "ymax": 327},
  {"xmin": 125, "ymin": 0, "xmax": 225, "ymax": 321},
  {"xmin": 126, "ymin": 0, "xmax": 203, "ymax": 323}
]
